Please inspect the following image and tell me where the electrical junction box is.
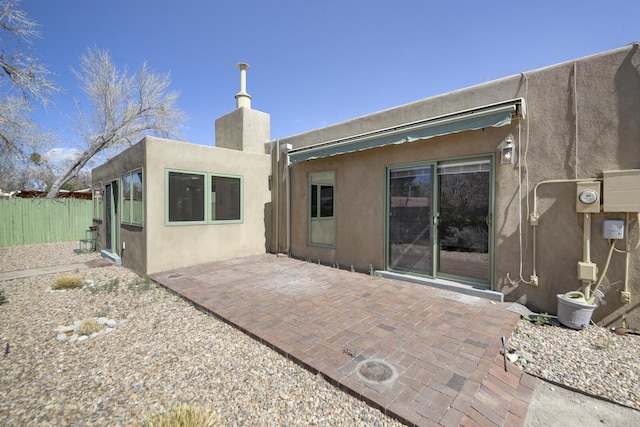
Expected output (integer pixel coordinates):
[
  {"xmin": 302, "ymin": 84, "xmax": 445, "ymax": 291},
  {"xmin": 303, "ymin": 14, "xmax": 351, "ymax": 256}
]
[
  {"xmin": 603, "ymin": 169, "xmax": 640, "ymax": 212},
  {"xmin": 603, "ymin": 219, "xmax": 625, "ymax": 239},
  {"xmin": 576, "ymin": 181, "xmax": 601, "ymax": 213},
  {"xmin": 577, "ymin": 261, "xmax": 598, "ymax": 282}
]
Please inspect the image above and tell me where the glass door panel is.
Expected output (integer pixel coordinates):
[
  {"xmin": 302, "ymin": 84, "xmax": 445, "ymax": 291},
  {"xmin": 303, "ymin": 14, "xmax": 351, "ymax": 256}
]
[
  {"xmin": 437, "ymin": 161, "xmax": 490, "ymax": 282},
  {"xmin": 388, "ymin": 166, "xmax": 433, "ymax": 275}
]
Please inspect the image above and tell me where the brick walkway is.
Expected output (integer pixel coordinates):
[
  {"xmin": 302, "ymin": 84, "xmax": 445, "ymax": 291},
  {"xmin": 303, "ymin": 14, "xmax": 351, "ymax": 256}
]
[{"xmin": 150, "ymin": 254, "xmax": 535, "ymax": 426}]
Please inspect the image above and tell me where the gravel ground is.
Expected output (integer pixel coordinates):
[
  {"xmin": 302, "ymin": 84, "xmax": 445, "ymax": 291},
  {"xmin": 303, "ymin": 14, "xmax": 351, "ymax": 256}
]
[
  {"xmin": 0, "ymin": 242, "xmax": 402, "ymax": 426},
  {"xmin": 508, "ymin": 317, "xmax": 640, "ymax": 410},
  {"xmin": 2, "ymin": 242, "xmax": 639, "ymax": 425}
]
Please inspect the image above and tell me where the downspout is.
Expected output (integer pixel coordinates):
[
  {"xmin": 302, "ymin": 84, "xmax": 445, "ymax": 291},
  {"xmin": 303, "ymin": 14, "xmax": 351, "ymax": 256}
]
[
  {"xmin": 275, "ymin": 140, "xmax": 280, "ymax": 256},
  {"xmin": 280, "ymin": 143, "xmax": 293, "ymax": 256}
]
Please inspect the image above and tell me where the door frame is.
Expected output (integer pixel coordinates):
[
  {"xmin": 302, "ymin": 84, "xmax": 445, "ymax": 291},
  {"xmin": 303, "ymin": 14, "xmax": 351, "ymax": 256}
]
[
  {"xmin": 104, "ymin": 180, "xmax": 120, "ymax": 255},
  {"xmin": 384, "ymin": 154, "xmax": 495, "ymax": 288}
]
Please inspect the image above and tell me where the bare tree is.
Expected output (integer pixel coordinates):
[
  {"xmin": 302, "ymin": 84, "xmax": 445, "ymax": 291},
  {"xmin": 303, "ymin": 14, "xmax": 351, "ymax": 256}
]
[
  {"xmin": 0, "ymin": 0, "xmax": 55, "ymax": 101},
  {"xmin": 0, "ymin": 0, "xmax": 55, "ymax": 191},
  {"xmin": 0, "ymin": 95, "xmax": 53, "ymax": 190},
  {"xmin": 46, "ymin": 47, "xmax": 186, "ymax": 198}
]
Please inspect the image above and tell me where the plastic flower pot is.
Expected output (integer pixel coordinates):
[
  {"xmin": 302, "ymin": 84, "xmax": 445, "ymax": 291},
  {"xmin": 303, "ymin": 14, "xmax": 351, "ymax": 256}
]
[{"xmin": 557, "ymin": 292, "xmax": 597, "ymax": 329}]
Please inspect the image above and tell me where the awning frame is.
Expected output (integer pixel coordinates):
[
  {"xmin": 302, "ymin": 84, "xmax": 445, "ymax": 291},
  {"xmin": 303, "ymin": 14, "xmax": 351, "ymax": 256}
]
[{"xmin": 289, "ymin": 98, "xmax": 525, "ymax": 163}]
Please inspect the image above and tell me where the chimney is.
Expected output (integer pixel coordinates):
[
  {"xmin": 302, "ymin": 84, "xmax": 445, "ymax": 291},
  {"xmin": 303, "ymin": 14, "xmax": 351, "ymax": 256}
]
[
  {"xmin": 235, "ymin": 62, "xmax": 251, "ymax": 109},
  {"xmin": 215, "ymin": 62, "xmax": 270, "ymax": 153}
]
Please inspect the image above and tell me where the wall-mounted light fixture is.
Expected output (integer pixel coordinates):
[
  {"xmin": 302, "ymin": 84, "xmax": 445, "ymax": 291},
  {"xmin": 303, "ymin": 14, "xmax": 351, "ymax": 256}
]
[{"xmin": 501, "ymin": 137, "xmax": 515, "ymax": 164}]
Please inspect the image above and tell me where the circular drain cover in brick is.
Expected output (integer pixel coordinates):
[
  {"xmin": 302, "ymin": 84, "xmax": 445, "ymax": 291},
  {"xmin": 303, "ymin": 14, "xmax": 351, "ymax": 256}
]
[{"xmin": 356, "ymin": 359, "xmax": 397, "ymax": 384}]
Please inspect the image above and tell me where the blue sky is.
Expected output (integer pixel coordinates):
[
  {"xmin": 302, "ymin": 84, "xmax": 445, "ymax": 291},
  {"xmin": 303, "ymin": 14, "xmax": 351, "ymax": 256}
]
[{"xmin": 18, "ymin": 0, "xmax": 640, "ymax": 160}]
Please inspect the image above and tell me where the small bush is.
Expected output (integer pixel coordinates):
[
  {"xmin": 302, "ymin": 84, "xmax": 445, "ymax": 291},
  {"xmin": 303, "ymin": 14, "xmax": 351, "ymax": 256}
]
[
  {"xmin": 137, "ymin": 405, "xmax": 222, "ymax": 427},
  {"xmin": 0, "ymin": 288, "xmax": 6, "ymax": 305},
  {"xmin": 534, "ymin": 313, "xmax": 551, "ymax": 326},
  {"xmin": 128, "ymin": 276, "xmax": 154, "ymax": 293},
  {"xmin": 76, "ymin": 318, "xmax": 103, "ymax": 336},
  {"xmin": 52, "ymin": 275, "xmax": 85, "ymax": 290},
  {"xmin": 87, "ymin": 278, "xmax": 120, "ymax": 295}
]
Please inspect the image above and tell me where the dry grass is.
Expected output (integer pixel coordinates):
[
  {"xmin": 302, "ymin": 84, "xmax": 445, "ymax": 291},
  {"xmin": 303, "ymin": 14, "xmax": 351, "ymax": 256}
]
[
  {"xmin": 75, "ymin": 318, "xmax": 103, "ymax": 336},
  {"xmin": 136, "ymin": 405, "xmax": 222, "ymax": 427},
  {"xmin": 51, "ymin": 275, "xmax": 84, "ymax": 290}
]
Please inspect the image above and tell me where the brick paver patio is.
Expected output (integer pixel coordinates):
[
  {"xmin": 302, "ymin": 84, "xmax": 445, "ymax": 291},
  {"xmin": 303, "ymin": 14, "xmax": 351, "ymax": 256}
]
[{"xmin": 151, "ymin": 254, "xmax": 534, "ymax": 426}]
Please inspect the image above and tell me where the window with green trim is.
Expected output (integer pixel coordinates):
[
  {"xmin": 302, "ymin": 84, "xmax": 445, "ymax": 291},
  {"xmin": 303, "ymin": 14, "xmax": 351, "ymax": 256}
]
[
  {"xmin": 166, "ymin": 169, "xmax": 243, "ymax": 225},
  {"xmin": 211, "ymin": 175, "xmax": 241, "ymax": 221},
  {"xmin": 93, "ymin": 183, "xmax": 103, "ymax": 220},
  {"xmin": 121, "ymin": 169, "xmax": 143, "ymax": 226},
  {"xmin": 168, "ymin": 171, "xmax": 205, "ymax": 223},
  {"xmin": 309, "ymin": 171, "xmax": 335, "ymax": 246}
]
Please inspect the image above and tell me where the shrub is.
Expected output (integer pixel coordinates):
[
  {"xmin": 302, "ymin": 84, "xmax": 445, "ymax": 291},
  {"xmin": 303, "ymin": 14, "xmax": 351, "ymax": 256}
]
[
  {"xmin": 0, "ymin": 289, "xmax": 6, "ymax": 305},
  {"xmin": 76, "ymin": 318, "xmax": 103, "ymax": 336},
  {"xmin": 128, "ymin": 276, "xmax": 154, "ymax": 293},
  {"xmin": 137, "ymin": 405, "xmax": 222, "ymax": 427},
  {"xmin": 52, "ymin": 275, "xmax": 85, "ymax": 290},
  {"xmin": 87, "ymin": 278, "xmax": 120, "ymax": 295}
]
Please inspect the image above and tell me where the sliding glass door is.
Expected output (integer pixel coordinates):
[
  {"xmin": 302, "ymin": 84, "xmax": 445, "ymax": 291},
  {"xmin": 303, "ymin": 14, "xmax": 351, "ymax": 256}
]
[
  {"xmin": 386, "ymin": 158, "xmax": 492, "ymax": 284},
  {"xmin": 388, "ymin": 165, "xmax": 434, "ymax": 275},
  {"xmin": 437, "ymin": 160, "xmax": 491, "ymax": 282}
]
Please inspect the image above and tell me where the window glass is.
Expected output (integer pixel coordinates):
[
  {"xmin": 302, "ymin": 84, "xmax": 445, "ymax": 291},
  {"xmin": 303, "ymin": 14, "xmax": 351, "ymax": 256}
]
[
  {"xmin": 211, "ymin": 176, "xmax": 241, "ymax": 221},
  {"xmin": 320, "ymin": 185, "xmax": 334, "ymax": 217},
  {"xmin": 168, "ymin": 172, "xmax": 205, "ymax": 222},
  {"xmin": 93, "ymin": 183, "xmax": 103, "ymax": 220},
  {"xmin": 132, "ymin": 171, "xmax": 143, "ymax": 224},
  {"xmin": 309, "ymin": 171, "xmax": 336, "ymax": 246},
  {"xmin": 311, "ymin": 185, "xmax": 318, "ymax": 218},
  {"xmin": 121, "ymin": 173, "xmax": 131, "ymax": 223}
]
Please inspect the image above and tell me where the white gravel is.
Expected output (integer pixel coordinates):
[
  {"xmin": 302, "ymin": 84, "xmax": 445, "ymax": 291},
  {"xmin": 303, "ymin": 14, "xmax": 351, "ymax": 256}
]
[{"xmin": 0, "ymin": 242, "xmax": 402, "ymax": 426}]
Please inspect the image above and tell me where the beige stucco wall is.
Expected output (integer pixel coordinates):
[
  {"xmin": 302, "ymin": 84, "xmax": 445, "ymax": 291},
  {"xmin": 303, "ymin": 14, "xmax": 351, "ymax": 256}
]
[
  {"xmin": 273, "ymin": 44, "xmax": 640, "ymax": 327},
  {"xmin": 215, "ymin": 108, "xmax": 270, "ymax": 154},
  {"xmin": 144, "ymin": 137, "xmax": 271, "ymax": 274}
]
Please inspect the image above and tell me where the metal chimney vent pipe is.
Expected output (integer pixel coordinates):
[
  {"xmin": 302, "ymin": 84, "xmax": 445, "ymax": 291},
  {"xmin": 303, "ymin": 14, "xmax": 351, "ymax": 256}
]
[{"xmin": 235, "ymin": 62, "xmax": 251, "ymax": 109}]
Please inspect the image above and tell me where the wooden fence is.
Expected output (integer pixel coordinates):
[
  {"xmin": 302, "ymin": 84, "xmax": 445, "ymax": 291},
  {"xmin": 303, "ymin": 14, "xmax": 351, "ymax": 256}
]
[{"xmin": 0, "ymin": 198, "xmax": 93, "ymax": 247}]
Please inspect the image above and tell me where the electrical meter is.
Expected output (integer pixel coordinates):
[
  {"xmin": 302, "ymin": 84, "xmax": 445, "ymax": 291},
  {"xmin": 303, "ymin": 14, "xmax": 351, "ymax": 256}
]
[
  {"xmin": 576, "ymin": 182, "xmax": 601, "ymax": 213},
  {"xmin": 579, "ymin": 189, "xmax": 598, "ymax": 204}
]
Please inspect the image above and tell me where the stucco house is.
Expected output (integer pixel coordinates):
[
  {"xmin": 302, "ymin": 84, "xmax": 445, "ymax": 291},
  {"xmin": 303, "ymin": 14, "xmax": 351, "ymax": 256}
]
[
  {"xmin": 92, "ymin": 44, "xmax": 640, "ymax": 327},
  {"xmin": 91, "ymin": 64, "xmax": 271, "ymax": 274}
]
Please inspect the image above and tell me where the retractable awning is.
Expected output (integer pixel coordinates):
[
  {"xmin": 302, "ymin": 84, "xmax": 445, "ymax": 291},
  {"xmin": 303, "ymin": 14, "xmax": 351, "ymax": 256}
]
[{"xmin": 288, "ymin": 98, "xmax": 524, "ymax": 163}]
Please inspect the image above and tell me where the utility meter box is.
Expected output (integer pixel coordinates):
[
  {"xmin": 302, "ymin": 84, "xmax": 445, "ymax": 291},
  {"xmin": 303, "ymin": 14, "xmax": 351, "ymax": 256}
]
[
  {"xmin": 603, "ymin": 219, "xmax": 625, "ymax": 239},
  {"xmin": 603, "ymin": 169, "xmax": 640, "ymax": 212},
  {"xmin": 576, "ymin": 181, "xmax": 601, "ymax": 213}
]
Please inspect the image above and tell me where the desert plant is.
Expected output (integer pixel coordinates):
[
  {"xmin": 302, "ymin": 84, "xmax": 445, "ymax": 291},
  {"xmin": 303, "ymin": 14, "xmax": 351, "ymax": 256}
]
[
  {"xmin": 87, "ymin": 278, "xmax": 120, "ymax": 295},
  {"xmin": 0, "ymin": 289, "xmax": 6, "ymax": 305},
  {"xmin": 534, "ymin": 313, "xmax": 551, "ymax": 326},
  {"xmin": 601, "ymin": 336, "xmax": 616, "ymax": 350},
  {"xmin": 52, "ymin": 275, "xmax": 85, "ymax": 290},
  {"xmin": 128, "ymin": 276, "xmax": 154, "ymax": 293},
  {"xmin": 76, "ymin": 318, "xmax": 103, "ymax": 336},
  {"xmin": 94, "ymin": 307, "xmax": 110, "ymax": 318},
  {"xmin": 137, "ymin": 404, "xmax": 222, "ymax": 427},
  {"xmin": 103, "ymin": 278, "xmax": 120, "ymax": 293}
]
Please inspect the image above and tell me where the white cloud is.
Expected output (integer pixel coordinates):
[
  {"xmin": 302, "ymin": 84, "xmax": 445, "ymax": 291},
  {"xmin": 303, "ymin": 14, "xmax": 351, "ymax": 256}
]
[{"xmin": 45, "ymin": 147, "xmax": 81, "ymax": 164}]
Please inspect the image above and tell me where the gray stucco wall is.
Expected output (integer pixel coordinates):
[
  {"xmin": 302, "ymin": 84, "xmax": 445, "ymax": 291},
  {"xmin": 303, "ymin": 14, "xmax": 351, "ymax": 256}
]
[{"xmin": 92, "ymin": 141, "xmax": 146, "ymax": 274}]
